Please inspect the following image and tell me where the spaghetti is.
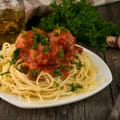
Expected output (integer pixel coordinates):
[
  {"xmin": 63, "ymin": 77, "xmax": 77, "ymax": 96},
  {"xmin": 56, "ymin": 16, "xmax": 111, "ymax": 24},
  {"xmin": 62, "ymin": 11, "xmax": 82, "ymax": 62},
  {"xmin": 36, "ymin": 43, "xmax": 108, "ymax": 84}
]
[{"xmin": 0, "ymin": 28, "xmax": 97, "ymax": 102}]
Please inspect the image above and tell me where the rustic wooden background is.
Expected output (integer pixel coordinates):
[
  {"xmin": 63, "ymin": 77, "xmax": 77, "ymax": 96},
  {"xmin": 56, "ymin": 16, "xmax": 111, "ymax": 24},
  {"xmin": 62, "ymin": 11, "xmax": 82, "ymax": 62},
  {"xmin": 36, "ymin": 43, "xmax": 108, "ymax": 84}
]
[{"xmin": 0, "ymin": 1, "xmax": 120, "ymax": 120}]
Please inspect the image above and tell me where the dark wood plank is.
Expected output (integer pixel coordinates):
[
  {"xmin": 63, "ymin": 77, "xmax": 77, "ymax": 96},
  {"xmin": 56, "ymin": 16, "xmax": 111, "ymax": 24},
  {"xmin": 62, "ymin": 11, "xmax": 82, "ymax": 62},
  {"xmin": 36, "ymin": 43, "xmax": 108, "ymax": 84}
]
[
  {"xmin": 67, "ymin": 87, "xmax": 112, "ymax": 120},
  {"xmin": 109, "ymin": 2, "xmax": 120, "ymax": 26},
  {"xmin": 105, "ymin": 49, "xmax": 120, "ymax": 102},
  {"xmin": 108, "ymin": 94, "xmax": 120, "ymax": 120},
  {"xmin": 97, "ymin": 1, "xmax": 120, "ymax": 27},
  {"xmin": 0, "ymin": 100, "xmax": 56, "ymax": 120},
  {"xmin": 55, "ymin": 105, "xmax": 68, "ymax": 120},
  {"xmin": 97, "ymin": 5, "xmax": 110, "ymax": 20}
]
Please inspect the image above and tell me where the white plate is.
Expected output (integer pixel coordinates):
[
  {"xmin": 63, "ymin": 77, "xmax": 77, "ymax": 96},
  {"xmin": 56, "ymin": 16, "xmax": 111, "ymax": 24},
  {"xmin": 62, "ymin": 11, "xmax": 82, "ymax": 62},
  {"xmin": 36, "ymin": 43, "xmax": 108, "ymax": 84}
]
[{"xmin": 0, "ymin": 45, "xmax": 112, "ymax": 108}]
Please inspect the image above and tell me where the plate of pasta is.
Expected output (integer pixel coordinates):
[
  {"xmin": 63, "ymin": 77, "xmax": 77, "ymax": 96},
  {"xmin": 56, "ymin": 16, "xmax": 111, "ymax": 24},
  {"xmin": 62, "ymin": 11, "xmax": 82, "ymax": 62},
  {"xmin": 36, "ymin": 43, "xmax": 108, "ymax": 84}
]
[{"xmin": 0, "ymin": 28, "xmax": 112, "ymax": 108}]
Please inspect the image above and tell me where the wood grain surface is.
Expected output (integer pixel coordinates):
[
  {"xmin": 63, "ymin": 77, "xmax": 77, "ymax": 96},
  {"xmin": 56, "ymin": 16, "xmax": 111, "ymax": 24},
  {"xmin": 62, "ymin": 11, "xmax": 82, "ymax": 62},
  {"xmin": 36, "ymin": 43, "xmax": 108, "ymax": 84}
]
[{"xmin": 0, "ymin": 1, "xmax": 120, "ymax": 120}]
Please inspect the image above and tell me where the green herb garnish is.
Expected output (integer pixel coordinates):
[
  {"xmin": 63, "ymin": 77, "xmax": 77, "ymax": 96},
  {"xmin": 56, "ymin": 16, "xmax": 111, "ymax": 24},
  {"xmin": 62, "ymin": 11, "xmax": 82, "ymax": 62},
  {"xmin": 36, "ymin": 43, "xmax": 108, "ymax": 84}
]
[
  {"xmin": 41, "ymin": 37, "xmax": 48, "ymax": 45},
  {"xmin": 42, "ymin": 45, "xmax": 51, "ymax": 53},
  {"xmin": 0, "ymin": 71, "xmax": 10, "ymax": 76},
  {"xmin": 31, "ymin": 38, "xmax": 38, "ymax": 49},
  {"xmin": 19, "ymin": 64, "xmax": 27, "ymax": 73},
  {"xmin": 0, "ymin": 62, "xmax": 11, "ymax": 75},
  {"xmin": 11, "ymin": 48, "xmax": 20, "ymax": 64},
  {"xmin": 74, "ymin": 55, "xmax": 79, "ymax": 59},
  {"xmin": 58, "ymin": 49, "xmax": 64, "ymax": 58},
  {"xmin": 54, "ymin": 26, "xmax": 67, "ymax": 36},
  {"xmin": 29, "ymin": 69, "xmax": 40, "ymax": 80},
  {"xmin": 73, "ymin": 61, "xmax": 83, "ymax": 68},
  {"xmin": 54, "ymin": 81, "xmax": 59, "ymax": 87},
  {"xmin": 53, "ymin": 69, "xmax": 62, "ymax": 77},
  {"xmin": 0, "ymin": 55, "xmax": 4, "ymax": 59},
  {"xmin": 21, "ymin": 30, "xmax": 26, "ymax": 39},
  {"xmin": 39, "ymin": 0, "xmax": 120, "ymax": 51},
  {"xmin": 31, "ymin": 34, "xmax": 42, "ymax": 49},
  {"xmin": 60, "ymin": 64, "xmax": 67, "ymax": 70},
  {"xmin": 32, "ymin": 27, "xmax": 36, "ymax": 32},
  {"xmin": 54, "ymin": 32, "xmax": 59, "ymax": 36},
  {"xmin": 70, "ymin": 83, "xmax": 83, "ymax": 92},
  {"xmin": 31, "ymin": 33, "xmax": 49, "ymax": 49}
]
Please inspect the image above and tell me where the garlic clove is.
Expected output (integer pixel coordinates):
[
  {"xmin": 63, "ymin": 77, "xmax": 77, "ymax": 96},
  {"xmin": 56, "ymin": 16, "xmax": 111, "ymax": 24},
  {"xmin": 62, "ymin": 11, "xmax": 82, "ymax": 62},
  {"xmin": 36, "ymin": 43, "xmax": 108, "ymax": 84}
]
[{"xmin": 106, "ymin": 36, "xmax": 118, "ymax": 48}]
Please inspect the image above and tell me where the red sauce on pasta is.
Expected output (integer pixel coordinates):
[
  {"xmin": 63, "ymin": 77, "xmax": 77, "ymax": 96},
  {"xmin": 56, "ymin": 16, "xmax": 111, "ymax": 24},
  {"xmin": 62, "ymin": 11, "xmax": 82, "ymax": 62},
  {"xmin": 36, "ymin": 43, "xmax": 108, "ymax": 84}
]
[{"xmin": 15, "ymin": 28, "xmax": 82, "ymax": 79}]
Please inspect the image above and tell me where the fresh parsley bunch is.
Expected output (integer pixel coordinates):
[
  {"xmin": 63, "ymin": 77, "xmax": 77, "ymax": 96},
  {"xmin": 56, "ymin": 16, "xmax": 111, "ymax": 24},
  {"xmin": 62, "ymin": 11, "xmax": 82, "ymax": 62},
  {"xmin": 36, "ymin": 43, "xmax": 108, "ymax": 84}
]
[{"xmin": 39, "ymin": 0, "xmax": 120, "ymax": 51}]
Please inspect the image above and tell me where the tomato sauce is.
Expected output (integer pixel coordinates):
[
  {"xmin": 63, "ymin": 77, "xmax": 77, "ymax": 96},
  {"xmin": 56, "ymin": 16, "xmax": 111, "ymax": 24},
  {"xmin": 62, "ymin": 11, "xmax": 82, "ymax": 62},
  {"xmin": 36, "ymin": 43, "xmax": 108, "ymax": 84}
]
[{"xmin": 15, "ymin": 28, "xmax": 83, "ymax": 79}]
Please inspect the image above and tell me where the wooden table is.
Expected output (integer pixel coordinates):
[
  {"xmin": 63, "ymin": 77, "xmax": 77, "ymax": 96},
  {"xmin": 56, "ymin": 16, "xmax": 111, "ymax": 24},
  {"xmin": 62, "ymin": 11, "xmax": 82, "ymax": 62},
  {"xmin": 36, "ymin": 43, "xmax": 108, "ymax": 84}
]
[{"xmin": 0, "ymin": 1, "xmax": 120, "ymax": 120}]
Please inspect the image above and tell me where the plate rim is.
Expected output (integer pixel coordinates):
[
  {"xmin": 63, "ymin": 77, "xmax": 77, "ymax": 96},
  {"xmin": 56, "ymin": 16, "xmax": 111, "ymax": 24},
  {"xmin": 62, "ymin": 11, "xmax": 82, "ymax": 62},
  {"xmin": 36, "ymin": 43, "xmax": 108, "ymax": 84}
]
[{"xmin": 0, "ymin": 44, "xmax": 113, "ymax": 108}]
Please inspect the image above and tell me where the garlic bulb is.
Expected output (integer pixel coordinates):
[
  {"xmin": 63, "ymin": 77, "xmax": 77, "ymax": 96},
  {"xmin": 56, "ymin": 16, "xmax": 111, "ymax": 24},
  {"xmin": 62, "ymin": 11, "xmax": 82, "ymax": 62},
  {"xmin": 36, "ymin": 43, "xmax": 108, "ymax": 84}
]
[{"xmin": 106, "ymin": 36, "xmax": 120, "ymax": 48}]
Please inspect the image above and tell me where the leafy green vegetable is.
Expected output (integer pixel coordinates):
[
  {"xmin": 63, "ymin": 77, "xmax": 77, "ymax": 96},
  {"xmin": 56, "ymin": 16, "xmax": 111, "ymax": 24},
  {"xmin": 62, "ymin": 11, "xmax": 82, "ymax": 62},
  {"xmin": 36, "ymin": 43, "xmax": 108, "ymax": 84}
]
[
  {"xmin": 74, "ymin": 55, "xmax": 79, "ymax": 59},
  {"xmin": 60, "ymin": 64, "xmax": 67, "ymax": 70},
  {"xmin": 31, "ymin": 34, "xmax": 42, "ymax": 49},
  {"xmin": 31, "ymin": 39, "xmax": 37, "ymax": 49},
  {"xmin": 54, "ymin": 81, "xmax": 59, "ymax": 87},
  {"xmin": 31, "ymin": 33, "xmax": 49, "ymax": 49},
  {"xmin": 42, "ymin": 45, "xmax": 51, "ymax": 53},
  {"xmin": 53, "ymin": 69, "xmax": 62, "ymax": 77},
  {"xmin": 32, "ymin": 27, "xmax": 36, "ymax": 32},
  {"xmin": 39, "ymin": 0, "xmax": 120, "ymax": 51},
  {"xmin": 0, "ymin": 62, "xmax": 11, "ymax": 76},
  {"xmin": 19, "ymin": 64, "xmax": 27, "ymax": 73},
  {"xmin": 70, "ymin": 83, "xmax": 83, "ymax": 92},
  {"xmin": 73, "ymin": 61, "xmax": 84, "ymax": 68},
  {"xmin": 0, "ymin": 71, "xmax": 10, "ymax": 76},
  {"xmin": 11, "ymin": 48, "xmax": 20, "ymax": 64},
  {"xmin": 29, "ymin": 69, "xmax": 40, "ymax": 80},
  {"xmin": 58, "ymin": 49, "xmax": 64, "ymax": 58},
  {"xmin": 21, "ymin": 30, "xmax": 26, "ymax": 39},
  {"xmin": 0, "ymin": 55, "xmax": 4, "ymax": 59},
  {"xmin": 54, "ymin": 32, "xmax": 59, "ymax": 36},
  {"xmin": 41, "ymin": 37, "xmax": 49, "ymax": 45}
]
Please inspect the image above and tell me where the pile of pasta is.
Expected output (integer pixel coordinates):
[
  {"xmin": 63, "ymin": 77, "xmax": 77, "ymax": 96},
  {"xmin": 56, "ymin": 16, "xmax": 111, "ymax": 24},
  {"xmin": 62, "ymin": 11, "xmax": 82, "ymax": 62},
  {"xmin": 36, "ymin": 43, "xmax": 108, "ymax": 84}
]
[{"xmin": 0, "ymin": 42, "xmax": 97, "ymax": 102}]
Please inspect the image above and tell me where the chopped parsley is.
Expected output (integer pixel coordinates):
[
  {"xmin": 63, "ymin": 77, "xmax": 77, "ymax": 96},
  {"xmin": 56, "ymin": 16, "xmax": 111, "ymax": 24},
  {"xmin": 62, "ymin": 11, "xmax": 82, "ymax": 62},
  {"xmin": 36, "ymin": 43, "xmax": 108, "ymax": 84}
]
[
  {"xmin": 53, "ymin": 69, "xmax": 62, "ymax": 77},
  {"xmin": 0, "ymin": 71, "xmax": 10, "ymax": 76},
  {"xmin": 21, "ymin": 30, "xmax": 26, "ymax": 39},
  {"xmin": 54, "ymin": 81, "xmax": 59, "ymax": 87},
  {"xmin": 60, "ymin": 64, "xmax": 67, "ymax": 70},
  {"xmin": 58, "ymin": 49, "xmax": 64, "ymax": 58},
  {"xmin": 54, "ymin": 32, "xmax": 59, "ymax": 36},
  {"xmin": 42, "ymin": 45, "xmax": 51, "ymax": 53},
  {"xmin": 19, "ymin": 64, "xmax": 27, "ymax": 74},
  {"xmin": 31, "ymin": 34, "xmax": 42, "ymax": 49},
  {"xmin": 31, "ymin": 33, "xmax": 49, "ymax": 49},
  {"xmin": 39, "ymin": 0, "xmax": 120, "ymax": 51},
  {"xmin": 32, "ymin": 27, "xmax": 36, "ymax": 32},
  {"xmin": 73, "ymin": 61, "xmax": 84, "ymax": 69},
  {"xmin": 54, "ymin": 27, "xmax": 67, "ymax": 37},
  {"xmin": 29, "ymin": 69, "xmax": 40, "ymax": 80},
  {"xmin": 11, "ymin": 48, "xmax": 20, "ymax": 64},
  {"xmin": 74, "ymin": 55, "xmax": 79, "ymax": 59},
  {"xmin": 0, "ymin": 62, "xmax": 11, "ymax": 76},
  {"xmin": 0, "ymin": 55, "xmax": 4, "ymax": 59},
  {"xmin": 70, "ymin": 83, "xmax": 83, "ymax": 92},
  {"xmin": 31, "ymin": 38, "xmax": 37, "ymax": 49},
  {"xmin": 41, "ymin": 37, "xmax": 48, "ymax": 45}
]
